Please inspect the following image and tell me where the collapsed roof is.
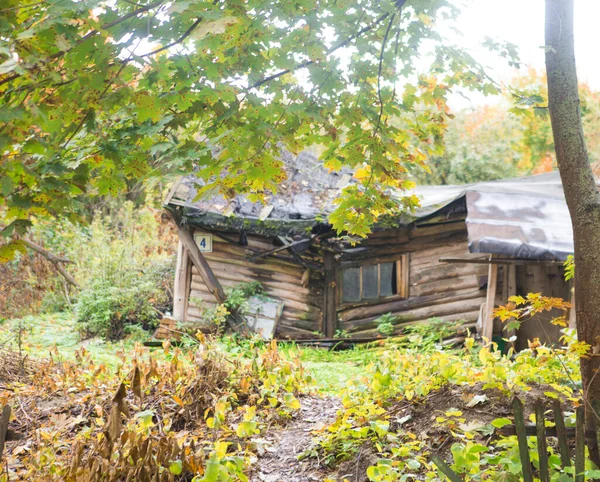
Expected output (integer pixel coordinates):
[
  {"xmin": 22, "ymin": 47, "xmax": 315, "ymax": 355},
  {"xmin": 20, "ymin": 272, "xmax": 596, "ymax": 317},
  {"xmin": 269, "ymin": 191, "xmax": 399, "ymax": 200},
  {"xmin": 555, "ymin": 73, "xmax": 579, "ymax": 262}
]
[{"xmin": 165, "ymin": 150, "xmax": 585, "ymax": 261}]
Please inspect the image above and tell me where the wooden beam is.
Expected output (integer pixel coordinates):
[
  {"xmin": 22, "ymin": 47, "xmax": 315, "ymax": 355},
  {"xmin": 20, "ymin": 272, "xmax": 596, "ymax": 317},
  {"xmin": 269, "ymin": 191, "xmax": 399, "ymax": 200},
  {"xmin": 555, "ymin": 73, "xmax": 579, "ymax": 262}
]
[
  {"xmin": 323, "ymin": 251, "xmax": 337, "ymax": 338},
  {"xmin": 172, "ymin": 240, "xmax": 189, "ymax": 321},
  {"xmin": 569, "ymin": 282, "xmax": 576, "ymax": 329},
  {"xmin": 440, "ymin": 257, "xmax": 564, "ymax": 266},
  {"xmin": 505, "ymin": 264, "xmax": 517, "ymax": 346},
  {"xmin": 178, "ymin": 225, "xmax": 226, "ymax": 304},
  {"xmin": 482, "ymin": 262, "xmax": 498, "ymax": 341}
]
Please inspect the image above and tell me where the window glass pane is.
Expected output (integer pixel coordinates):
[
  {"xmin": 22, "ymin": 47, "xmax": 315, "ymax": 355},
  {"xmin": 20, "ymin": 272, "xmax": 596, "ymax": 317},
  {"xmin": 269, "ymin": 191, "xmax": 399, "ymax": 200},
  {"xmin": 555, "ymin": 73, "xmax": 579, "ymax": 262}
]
[
  {"xmin": 342, "ymin": 268, "xmax": 361, "ymax": 302},
  {"xmin": 380, "ymin": 262, "xmax": 394, "ymax": 297},
  {"xmin": 362, "ymin": 264, "xmax": 379, "ymax": 299}
]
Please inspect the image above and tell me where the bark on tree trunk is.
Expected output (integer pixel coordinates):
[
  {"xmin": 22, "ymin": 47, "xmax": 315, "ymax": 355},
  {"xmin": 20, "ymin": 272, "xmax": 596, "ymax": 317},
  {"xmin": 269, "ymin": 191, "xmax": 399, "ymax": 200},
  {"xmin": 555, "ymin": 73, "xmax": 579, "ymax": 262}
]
[{"xmin": 545, "ymin": 0, "xmax": 600, "ymax": 464}]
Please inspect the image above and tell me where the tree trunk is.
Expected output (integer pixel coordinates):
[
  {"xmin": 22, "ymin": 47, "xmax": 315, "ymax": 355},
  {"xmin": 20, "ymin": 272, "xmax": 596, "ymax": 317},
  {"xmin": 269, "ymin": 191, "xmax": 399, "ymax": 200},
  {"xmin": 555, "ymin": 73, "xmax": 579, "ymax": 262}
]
[{"xmin": 545, "ymin": 0, "xmax": 600, "ymax": 464}]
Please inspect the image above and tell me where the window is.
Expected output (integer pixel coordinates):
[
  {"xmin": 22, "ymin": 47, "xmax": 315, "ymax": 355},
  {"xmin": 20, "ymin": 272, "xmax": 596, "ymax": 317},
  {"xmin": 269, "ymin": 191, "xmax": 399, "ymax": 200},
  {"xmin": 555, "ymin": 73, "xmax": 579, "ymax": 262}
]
[{"xmin": 339, "ymin": 256, "xmax": 409, "ymax": 304}]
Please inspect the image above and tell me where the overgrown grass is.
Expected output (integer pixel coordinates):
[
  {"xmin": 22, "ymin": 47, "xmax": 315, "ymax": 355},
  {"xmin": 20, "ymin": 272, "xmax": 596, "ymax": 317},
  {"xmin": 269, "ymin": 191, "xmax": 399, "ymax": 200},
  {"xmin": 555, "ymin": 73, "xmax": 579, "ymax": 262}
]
[
  {"xmin": 0, "ymin": 313, "xmax": 151, "ymax": 368},
  {"xmin": 0, "ymin": 314, "xmax": 378, "ymax": 388}
]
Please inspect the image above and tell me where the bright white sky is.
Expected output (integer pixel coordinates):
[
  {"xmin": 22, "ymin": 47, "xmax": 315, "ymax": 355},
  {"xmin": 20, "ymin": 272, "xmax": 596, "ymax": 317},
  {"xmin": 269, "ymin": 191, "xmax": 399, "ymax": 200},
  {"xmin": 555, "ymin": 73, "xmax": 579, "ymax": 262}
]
[{"xmin": 447, "ymin": 0, "xmax": 600, "ymax": 109}]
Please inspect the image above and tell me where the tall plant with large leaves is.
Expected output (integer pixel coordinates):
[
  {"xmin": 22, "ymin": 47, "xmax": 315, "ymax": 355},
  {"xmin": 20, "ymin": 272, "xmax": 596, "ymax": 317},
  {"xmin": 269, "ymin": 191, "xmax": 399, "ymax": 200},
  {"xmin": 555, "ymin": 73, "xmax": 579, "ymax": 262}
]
[{"xmin": 0, "ymin": 0, "xmax": 498, "ymax": 258}]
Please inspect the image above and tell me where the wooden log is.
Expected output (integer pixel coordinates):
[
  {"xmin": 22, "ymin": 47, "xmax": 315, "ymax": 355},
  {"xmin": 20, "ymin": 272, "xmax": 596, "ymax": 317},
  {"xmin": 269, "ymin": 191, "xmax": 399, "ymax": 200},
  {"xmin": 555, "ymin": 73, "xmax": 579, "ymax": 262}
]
[
  {"xmin": 553, "ymin": 399, "xmax": 571, "ymax": 467},
  {"xmin": 347, "ymin": 314, "xmax": 480, "ymax": 338},
  {"xmin": 202, "ymin": 253, "xmax": 304, "ymax": 277},
  {"xmin": 187, "ymin": 305, "xmax": 216, "ymax": 318},
  {"xmin": 277, "ymin": 318, "xmax": 320, "ymax": 332},
  {"xmin": 274, "ymin": 324, "xmax": 319, "ymax": 338},
  {"xmin": 410, "ymin": 263, "xmax": 479, "ymax": 285},
  {"xmin": 195, "ymin": 259, "xmax": 306, "ymax": 284},
  {"xmin": 189, "ymin": 289, "xmax": 219, "ymax": 303},
  {"xmin": 191, "ymin": 277, "xmax": 321, "ymax": 306},
  {"xmin": 280, "ymin": 307, "xmax": 321, "ymax": 322},
  {"xmin": 408, "ymin": 220, "xmax": 466, "ymax": 239},
  {"xmin": 410, "ymin": 242, "xmax": 473, "ymax": 263},
  {"xmin": 482, "ymin": 262, "xmax": 498, "ymax": 340},
  {"xmin": 513, "ymin": 397, "xmax": 534, "ymax": 482},
  {"xmin": 348, "ymin": 233, "xmax": 468, "ymax": 262},
  {"xmin": 339, "ymin": 287, "xmax": 485, "ymax": 324},
  {"xmin": 535, "ymin": 400, "xmax": 550, "ymax": 482},
  {"xmin": 190, "ymin": 268, "xmax": 317, "ymax": 298},
  {"xmin": 367, "ymin": 227, "xmax": 410, "ymax": 240},
  {"xmin": 411, "ymin": 274, "xmax": 479, "ymax": 297}
]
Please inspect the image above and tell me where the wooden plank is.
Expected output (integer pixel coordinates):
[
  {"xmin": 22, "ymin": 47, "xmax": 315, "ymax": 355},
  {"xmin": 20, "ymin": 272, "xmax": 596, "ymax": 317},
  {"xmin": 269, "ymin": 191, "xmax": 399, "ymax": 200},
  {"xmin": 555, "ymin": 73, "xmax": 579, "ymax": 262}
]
[
  {"xmin": 513, "ymin": 397, "xmax": 534, "ymax": 482},
  {"xmin": 575, "ymin": 405, "xmax": 585, "ymax": 482},
  {"xmin": 553, "ymin": 399, "xmax": 571, "ymax": 467},
  {"xmin": 323, "ymin": 251, "xmax": 337, "ymax": 338},
  {"xmin": 482, "ymin": 262, "xmax": 498, "ymax": 340},
  {"xmin": 535, "ymin": 400, "xmax": 550, "ymax": 482}
]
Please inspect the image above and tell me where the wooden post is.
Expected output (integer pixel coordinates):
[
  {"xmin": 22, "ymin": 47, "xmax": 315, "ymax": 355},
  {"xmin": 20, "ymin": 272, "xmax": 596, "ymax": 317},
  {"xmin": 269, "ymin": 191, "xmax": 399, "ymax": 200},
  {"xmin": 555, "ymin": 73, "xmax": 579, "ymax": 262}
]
[
  {"xmin": 504, "ymin": 264, "xmax": 517, "ymax": 348},
  {"xmin": 482, "ymin": 260, "xmax": 498, "ymax": 341},
  {"xmin": 535, "ymin": 400, "xmax": 550, "ymax": 482},
  {"xmin": 553, "ymin": 400, "xmax": 571, "ymax": 467},
  {"xmin": 575, "ymin": 405, "xmax": 585, "ymax": 482},
  {"xmin": 569, "ymin": 283, "xmax": 576, "ymax": 329},
  {"xmin": 513, "ymin": 397, "xmax": 534, "ymax": 482},
  {"xmin": 172, "ymin": 240, "xmax": 190, "ymax": 321},
  {"xmin": 323, "ymin": 252, "xmax": 337, "ymax": 338}
]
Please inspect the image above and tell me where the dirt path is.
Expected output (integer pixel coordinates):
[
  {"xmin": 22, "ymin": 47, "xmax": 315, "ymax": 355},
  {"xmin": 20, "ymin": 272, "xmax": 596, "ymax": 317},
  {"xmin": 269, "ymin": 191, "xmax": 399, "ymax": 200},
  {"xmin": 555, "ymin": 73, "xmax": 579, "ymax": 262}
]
[{"xmin": 250, "ymin": 395, "xmax": 341, "ymax": 482}]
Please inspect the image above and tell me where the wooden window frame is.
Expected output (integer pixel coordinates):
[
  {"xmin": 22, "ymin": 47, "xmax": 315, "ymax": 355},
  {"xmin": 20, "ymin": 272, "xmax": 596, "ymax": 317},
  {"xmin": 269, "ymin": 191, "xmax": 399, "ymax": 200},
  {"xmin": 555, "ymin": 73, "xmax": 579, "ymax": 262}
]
[{"xmin": 337, "ymin": 254, "xmax": 409, "ymax": 307}]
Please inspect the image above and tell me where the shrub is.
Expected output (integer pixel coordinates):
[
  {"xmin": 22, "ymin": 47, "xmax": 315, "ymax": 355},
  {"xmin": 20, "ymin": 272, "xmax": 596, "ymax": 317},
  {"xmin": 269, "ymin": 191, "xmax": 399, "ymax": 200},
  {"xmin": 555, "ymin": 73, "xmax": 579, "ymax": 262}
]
[
  {"xmin": 70, "ymin": 201, "xmax": 176, "ymax": 340},
  {"xmin": 75, "ymin": 257, "xmax": 173, "ymax": 340},
  {"xmin": 376, "ymin": 313, "xmax": 397, "ymax": 336}
]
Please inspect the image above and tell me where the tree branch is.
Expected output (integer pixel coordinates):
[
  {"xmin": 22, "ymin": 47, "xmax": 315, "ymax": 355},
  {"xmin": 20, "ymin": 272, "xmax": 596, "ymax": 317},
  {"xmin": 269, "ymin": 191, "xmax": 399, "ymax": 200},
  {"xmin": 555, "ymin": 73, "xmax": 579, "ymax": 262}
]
[
  {"xmin": 139, "ymin": 17, "xmax": 203, "ymax": 58},
  {"xmin": 248, "ymin": 11, "xmax": 391, "ymax": 91},
  {"xmin": 20, "ymin": 238, "xmax": 78, "ymax": 287},
  {"xmin": 0, "ymin": 0, "xmax": 164, "ymax": 87},
  {"xmin": 374, "ymin": 13, "xmax": 396, "ymax": 135}
]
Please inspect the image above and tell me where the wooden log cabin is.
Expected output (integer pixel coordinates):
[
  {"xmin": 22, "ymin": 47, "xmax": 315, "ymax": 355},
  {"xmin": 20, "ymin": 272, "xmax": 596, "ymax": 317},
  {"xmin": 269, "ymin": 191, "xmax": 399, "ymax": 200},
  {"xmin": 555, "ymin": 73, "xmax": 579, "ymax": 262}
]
[{"xmin": 164, "ymin": 152, "xmax": 580, "ymax": 348}]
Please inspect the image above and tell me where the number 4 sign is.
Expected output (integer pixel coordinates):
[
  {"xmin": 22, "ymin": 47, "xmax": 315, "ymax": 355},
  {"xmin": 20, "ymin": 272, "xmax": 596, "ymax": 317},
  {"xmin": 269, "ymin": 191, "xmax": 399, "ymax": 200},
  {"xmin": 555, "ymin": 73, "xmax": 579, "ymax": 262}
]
[{"xmin": 194, "ymin": 233, "xmax": 213, "ymax": 252}]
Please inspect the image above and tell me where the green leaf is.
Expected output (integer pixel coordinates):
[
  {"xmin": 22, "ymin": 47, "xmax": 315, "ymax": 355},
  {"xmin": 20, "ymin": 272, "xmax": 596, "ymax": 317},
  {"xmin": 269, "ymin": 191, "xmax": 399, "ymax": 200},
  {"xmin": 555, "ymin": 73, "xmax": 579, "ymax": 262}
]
[
  {"xmin": 169, "ymin": 460, "xmax": 183, "ymax": 475},
  {"xmin": 491, "ymin": 417, "xmax": 512, "ymax": 429}
]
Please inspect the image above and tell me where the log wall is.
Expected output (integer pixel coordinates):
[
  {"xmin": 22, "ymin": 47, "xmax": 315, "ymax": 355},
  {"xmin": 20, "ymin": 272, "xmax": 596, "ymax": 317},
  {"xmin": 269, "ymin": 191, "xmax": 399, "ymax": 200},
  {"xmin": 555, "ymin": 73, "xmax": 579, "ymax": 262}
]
[
  {"xmin": 185, "ymin": 230, "xmax": 325, "ymax": 338},
  {"xmin": 338, "ymin": 220, "xmax": 489, "ymax": 337}
]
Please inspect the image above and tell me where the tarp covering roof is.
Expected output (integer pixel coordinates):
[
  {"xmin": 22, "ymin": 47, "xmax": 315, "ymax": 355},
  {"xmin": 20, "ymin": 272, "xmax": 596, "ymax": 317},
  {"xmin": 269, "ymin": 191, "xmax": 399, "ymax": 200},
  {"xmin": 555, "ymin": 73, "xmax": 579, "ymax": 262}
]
[
  {"xmin": 414, "ymin": 172, "xmax": 578, "ymax": 261},
  {"xmin": 166, "ymin": 152, "xmax": 590, "ymax": 260}
]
